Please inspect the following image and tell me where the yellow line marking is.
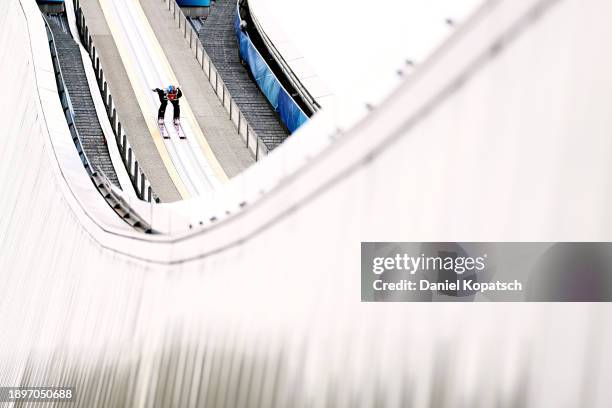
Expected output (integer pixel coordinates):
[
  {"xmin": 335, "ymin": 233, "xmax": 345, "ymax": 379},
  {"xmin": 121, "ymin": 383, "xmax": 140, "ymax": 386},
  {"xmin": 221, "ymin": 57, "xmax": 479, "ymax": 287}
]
[
  {"xmin": 98, "ymin": 0, "xmax": 191, "ymax": 199},
  {"xmin": 133, "ymin": 0, "xmax": 229, "ymax": 184}
]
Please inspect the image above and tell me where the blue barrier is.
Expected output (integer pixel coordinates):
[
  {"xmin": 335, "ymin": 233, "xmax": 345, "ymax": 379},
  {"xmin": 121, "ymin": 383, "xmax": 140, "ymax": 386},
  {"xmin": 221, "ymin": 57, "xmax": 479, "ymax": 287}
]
[
  {"xmin": 177, "ymin": 0, "xmax": 211, "ymax": 6},
  {"xmin": 234, "ymin": 5, "xmax": 308, "ymax": 134}
]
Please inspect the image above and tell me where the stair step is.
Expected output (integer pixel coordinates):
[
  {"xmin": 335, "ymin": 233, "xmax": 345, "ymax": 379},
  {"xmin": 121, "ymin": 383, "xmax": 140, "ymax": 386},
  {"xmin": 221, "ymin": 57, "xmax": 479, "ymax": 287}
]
[
  {"xmin": 48, "ymin": 17, "xmax": 121, "ymax": 187},
  {"xmin": 198, "ymin": 0, "xmax": 289, "ymax": 150}
]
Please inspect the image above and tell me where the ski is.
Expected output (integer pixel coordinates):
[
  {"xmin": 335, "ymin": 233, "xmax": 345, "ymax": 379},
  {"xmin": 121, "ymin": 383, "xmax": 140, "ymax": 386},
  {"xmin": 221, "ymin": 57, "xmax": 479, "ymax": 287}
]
[
  {"xmin": 173, "ymin": 120, "xmax": 186, "ymax": 139},
  {"xmin": 158, "ymin": 120, "xmax": 170, "ymax": 139}
]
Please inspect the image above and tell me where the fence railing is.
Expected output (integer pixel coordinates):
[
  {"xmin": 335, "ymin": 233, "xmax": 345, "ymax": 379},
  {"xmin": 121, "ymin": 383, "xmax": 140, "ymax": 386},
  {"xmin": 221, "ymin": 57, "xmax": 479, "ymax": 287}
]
[
  {"xmin": 74, "ymin": 0, "xmax": 158, "ymax": 202},
  {"xmin": 43, "ymin": 16, "xmax": 153, "ymax": 233},
  {"xmin": 162, "ymin": 0, "xmax": 269, "ymax": 161}
]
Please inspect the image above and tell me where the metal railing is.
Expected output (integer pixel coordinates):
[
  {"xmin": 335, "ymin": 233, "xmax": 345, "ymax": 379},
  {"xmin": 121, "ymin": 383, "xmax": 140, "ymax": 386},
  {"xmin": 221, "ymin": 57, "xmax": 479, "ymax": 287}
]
[
  {"xmin": 43, "ymin": 15, "xmax": 153, "ymax": 233},
  {"xmin": 162, "ymin": 0, "xmax": 269, "ymax": 161},
  {"xmin": 74, "ymin": 0, "xmax": 159, "ymax": 202}
]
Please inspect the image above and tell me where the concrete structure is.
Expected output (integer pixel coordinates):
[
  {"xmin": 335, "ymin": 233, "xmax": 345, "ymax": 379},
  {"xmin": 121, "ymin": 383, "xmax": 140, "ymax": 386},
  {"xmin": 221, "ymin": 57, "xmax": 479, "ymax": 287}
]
[{"xmin": 2, "ymin": 0, "xmax": 612, "ymax": 406}]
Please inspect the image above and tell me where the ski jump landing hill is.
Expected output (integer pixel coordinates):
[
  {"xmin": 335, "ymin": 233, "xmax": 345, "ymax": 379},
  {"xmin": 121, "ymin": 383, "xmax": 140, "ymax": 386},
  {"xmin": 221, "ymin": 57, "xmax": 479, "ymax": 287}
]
[{"xmin": 2, "ymin": 0, "xmax": 612, "ymax": 406}]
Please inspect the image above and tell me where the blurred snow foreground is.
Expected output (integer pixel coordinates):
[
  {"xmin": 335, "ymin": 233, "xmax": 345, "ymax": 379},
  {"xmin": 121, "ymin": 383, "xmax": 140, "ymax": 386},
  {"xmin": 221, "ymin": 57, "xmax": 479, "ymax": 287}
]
[{"xmin": 2, "ymin": 0, "xmax": 612, "ymax": 406}]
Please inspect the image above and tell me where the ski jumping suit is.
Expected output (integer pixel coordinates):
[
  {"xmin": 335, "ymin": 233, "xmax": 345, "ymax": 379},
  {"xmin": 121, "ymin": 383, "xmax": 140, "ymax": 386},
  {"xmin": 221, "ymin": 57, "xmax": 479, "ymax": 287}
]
[{"xmin": 154, "ymin": 88, "xmax": 182, "ymax": 121}]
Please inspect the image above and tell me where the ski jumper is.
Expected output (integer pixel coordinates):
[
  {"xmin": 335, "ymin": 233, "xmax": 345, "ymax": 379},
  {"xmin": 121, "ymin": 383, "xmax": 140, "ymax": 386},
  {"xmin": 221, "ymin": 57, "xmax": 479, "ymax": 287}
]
[{"xmin": 154, "ymin": 88, "xmax": 183, "ymax": 120}]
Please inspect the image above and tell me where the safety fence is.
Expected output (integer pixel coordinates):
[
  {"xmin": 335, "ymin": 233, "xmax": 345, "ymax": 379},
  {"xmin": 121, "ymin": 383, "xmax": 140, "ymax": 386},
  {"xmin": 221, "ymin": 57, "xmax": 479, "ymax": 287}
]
[
  {"xmin": 234, "ymin": 2, "xmax": 309, "ymax": 134},
  {"xmin": 162, "ymin": 0, "xmax": 269, "ymax": 161},
  {"xmin": 43, "ymin": 16, "xmax": 153, "ymax": 233},
  {"xmin": 74, "ymin": 0, "xmax": 158, "ymax": 202}
]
